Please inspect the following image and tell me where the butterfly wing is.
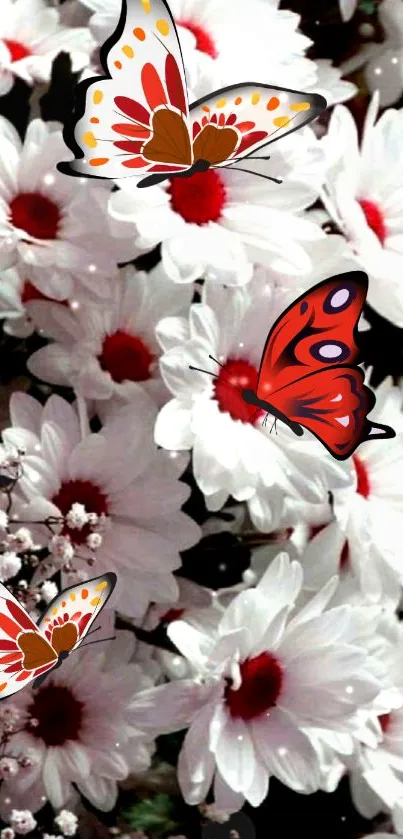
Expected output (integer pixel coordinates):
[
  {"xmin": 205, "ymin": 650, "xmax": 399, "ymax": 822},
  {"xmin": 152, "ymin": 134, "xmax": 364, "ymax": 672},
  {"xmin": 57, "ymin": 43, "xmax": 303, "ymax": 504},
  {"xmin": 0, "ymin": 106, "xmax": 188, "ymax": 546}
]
[
  {"xmin": 36, "ymin": 572, "xmax": 117, "ymax": 654},
  {"xmin": 58, "ymin": 0, "xmax": 193, "ymax": 181},
  {"xmin": 253, "ymin": 272, "xmax": 368, "ymax": 402},
  {"xmin": 267, "ymin": 366, "xmax": 395, "ymax": 460},
  {"xmin": 189, "ymin": 84, "xmax": 326, "ymax": 167},
  {"xmin": 0, "ymin": 584, "xmax": 58, "ymax": 699}
]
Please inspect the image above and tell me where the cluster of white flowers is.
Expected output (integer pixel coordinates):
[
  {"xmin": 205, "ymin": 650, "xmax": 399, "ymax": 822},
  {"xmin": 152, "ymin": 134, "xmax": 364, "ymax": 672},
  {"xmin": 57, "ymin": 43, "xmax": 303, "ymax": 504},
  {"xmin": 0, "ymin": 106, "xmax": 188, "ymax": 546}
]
[{"xmin": 0, "ymin": 0, "xmax": 403, "ymax": 837}]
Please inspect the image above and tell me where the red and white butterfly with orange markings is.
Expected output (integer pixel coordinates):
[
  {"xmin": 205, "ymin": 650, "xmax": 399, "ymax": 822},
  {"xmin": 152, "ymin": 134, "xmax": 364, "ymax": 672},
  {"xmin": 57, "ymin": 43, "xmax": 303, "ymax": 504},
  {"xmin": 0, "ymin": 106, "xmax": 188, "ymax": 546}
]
[
  {"xmin": 0, "ymin": 572, "xmax": 116, "ymax": 698},
  {"xmin": 57, "ymin": 0, "xmax": 327, "ymax": 188}
]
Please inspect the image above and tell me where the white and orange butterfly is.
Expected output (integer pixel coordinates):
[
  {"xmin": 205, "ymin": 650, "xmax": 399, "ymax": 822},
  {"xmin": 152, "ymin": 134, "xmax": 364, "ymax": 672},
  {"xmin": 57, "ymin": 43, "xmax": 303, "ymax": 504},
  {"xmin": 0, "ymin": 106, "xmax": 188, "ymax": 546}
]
[
  {"xmin": 0, "ymin": 572, "xmax": 116, "ymax": 698},
  {"xmin": 57, "ymin": 0, "xmax": 327, "ymax": 188}
]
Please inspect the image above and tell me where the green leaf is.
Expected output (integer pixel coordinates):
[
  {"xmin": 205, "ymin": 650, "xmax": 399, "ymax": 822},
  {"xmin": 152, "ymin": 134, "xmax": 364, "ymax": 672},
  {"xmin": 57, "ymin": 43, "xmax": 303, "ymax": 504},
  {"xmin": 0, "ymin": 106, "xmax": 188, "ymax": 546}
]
[{"xmin": 122, "ymin": 793, "xmax": 180, "ymax": 838}]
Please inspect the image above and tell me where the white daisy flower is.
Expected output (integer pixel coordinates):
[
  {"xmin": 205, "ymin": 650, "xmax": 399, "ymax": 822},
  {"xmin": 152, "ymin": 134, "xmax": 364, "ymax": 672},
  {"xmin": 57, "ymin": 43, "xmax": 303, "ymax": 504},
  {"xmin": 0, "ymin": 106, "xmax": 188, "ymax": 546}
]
[
  {"xmin": 0, "ymin": 0, "xmax": 92, "ymax": 97},
  {"xmin": 109, "ymin": 132, "xmax": 325, "ymax": 286},
  {"xmin": 3, "ymin": 391, "xmax": 200, "ymax": 616},
  {"xmin": 130, "ymin": 554, "xmax": 381, "ymax": 810},
  {"xmin": 347, "ymin": 618, "xmax": 403, "ymax": 834},
  {"xmin": 0, "ymin": 118, "xmax": 133, "ymax": 302},
  {"xmin": 154, "ymin": 270, "xmax": 349, "ymax": 528},
  {"xmin": 0, "ymin": 266, "xmax": 77, "ymax": 339},
  {"xmin": 321, "ymin": 94, "xmax": 403, "ymax": 326},
  {"xmin": 0, "ymin": 628, "xmax": 156, "ymax": 814},
  {"xmin": 26, "ymin": 264, "xmax": 192, "ymax": 407}
]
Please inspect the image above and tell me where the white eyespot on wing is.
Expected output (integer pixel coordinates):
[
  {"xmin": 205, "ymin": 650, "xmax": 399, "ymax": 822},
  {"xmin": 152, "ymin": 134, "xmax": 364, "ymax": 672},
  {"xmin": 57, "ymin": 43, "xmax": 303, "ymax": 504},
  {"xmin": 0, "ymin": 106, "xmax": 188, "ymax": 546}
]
[
  {"xmin": 330, "ymin": 289, "xmax": 350, "ymax": 308},
  {"xmin": 330, "ymin": 393, "xmax": 343, "ymax": 402},
  {"xmin": 318, "ymin": 344, "xmax": 343, "ymax": 358},
  {"xmin": 335, "ymin": 415, "xmax": 350, "ymax": 427}
]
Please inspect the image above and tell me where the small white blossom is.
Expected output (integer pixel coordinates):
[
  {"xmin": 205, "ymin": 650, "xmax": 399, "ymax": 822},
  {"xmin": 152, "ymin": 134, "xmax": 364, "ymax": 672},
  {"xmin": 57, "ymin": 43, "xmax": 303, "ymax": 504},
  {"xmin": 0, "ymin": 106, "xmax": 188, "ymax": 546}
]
[
  {"xmin": 9, "ymin": 528, "xmax": 33, "ymax": 552},
  {"xmin": 0, "ymin": 705, "xmax": 21, "ymax": 732},
  {"xmin": 86, "ymin": 532, "xmax": 103, "ymax": 551},
  {"xmin": 0, "ymin": 511, "xmax": 9, "ymax": 531},
  {"xmin": 40, "ymin": 581, "xmax": 58, "ymax": 604},
  {"xmin": 0, "ymin": 758, "xmax": 19, "ymax": 780},
  {"xmin": 1, "ymin": 828, "xmax": 15, "ymax": 839},
  {"xmin": 65, "ymin": 503, "xmax": 89, "ymax": 531},
  {"xmin": 10, "ymin": 811, "xmax": 37, "ymax": 835},
  {"xmin": 0, "ymin": 551, "xmax": 21, "ymax": 581},
  {"xmin": 48, "ymin": 535, "xmax": 75, "ymax": 562},
  {"xmin": 54, "ymin": 811, "xmax": 78, "ymax": 837}
]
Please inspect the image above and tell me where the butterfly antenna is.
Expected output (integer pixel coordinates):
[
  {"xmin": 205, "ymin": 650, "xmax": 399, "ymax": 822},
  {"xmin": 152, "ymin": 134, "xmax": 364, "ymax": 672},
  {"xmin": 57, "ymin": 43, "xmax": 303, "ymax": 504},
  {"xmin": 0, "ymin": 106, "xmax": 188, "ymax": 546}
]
[
  {"xmin": 223, "ymin": 166, "xmax": 282, "ymax": 184},
  {"xmin": 78, "ymin": 635, "xmax": 116, "ymax": 649}
]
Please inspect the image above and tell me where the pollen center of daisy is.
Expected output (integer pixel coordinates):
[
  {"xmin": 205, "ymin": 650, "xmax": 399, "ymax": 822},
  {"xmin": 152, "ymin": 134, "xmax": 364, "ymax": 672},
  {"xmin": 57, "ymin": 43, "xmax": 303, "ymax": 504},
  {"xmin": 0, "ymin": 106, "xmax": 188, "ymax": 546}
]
[
  {"xmin": 169, "ymin": 170, "xmax": 227, "ymax": 225},
  {"xmin": 99, "ymin": 330, "xmax": 154, "ymax": 383},
  {"xmin": 176, "ymin": 19, "xmax": 218, "ymax": 58},
  {"xmin": 353, "ymin": 454, "xmax": 371, "ymax": 498},
  {"xmin": 214, "ymin": 357, "xmax": 260, "ymax": 424},
  {"xmin": 27, "ymin": 685, "xmax": 84, "ymax": 746},
  {"xmin": 2, "ymin": 39, "xmax": 32, "ymax": 62},
  {"xmin": 52, "ymin": 479, "xmax": 108, "ymax": 545},
  {"xmin": 10, "ymin": 193, "xmax": 61, "ymax": 241},
  {"xmin": 225, "ymin": 652, "xmax": 284, "ymax": 721},
  {"xmin": 358, "ymin": 199, "xmax": 386, "ymax": 245}
]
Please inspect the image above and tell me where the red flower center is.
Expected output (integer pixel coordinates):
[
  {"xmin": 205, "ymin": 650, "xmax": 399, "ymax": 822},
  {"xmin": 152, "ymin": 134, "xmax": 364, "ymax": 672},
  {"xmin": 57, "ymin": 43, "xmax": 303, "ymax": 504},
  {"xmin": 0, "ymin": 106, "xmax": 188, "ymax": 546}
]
[
  {"xmin": 177, "ymin": 19, "xmax": 218, "ymax": 58},
  {"xmin": 10, "ymin": 193, "xmax": 61, "ymax": 240},
  {"xmin": 52, "ymin": 479, "xmax": 109, "ymax": 546},
  {"xmin": 213, "ymin": 358, "xmax": 261, "ymax": 424},
  {"xmin": 225, "ymin": 652, "xmax": 284, "ymax": 721},
  {"xmin": 99, "ymin": 330, "xmax": 154, "ymax": 383},
  {"xmin": 169, "ymin": 170, "xmax": 227, "ymax": 225},
  {"xmin": 379, "ymin": 712, "xmax": 391, "ymax": 733},
  {"xmin": 359, "ymin": 199, "xmax": 386, "ymax": 245},
  {"xmin": 2, "ymin": 39, "xmax": 32, "ymax": 62},
  {"xmin": 353, "ymin": 454, "xmax": 371, "ymax": 498},
  {"xmin": 27, "ymin": 685, "xmax": 84, "ymax": 746}
]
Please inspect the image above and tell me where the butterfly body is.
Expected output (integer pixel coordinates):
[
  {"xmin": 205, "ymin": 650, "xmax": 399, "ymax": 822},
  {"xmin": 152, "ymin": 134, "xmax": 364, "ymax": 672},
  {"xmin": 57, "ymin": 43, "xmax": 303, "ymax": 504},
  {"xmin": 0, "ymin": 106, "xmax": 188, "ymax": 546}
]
[
  {"xmin": 57, "ymin": 0, "xmax": 327, "ymax": 186},
  {"xmin": 0, "ymin": 572, "xmax": 117, "ymax": 698}
]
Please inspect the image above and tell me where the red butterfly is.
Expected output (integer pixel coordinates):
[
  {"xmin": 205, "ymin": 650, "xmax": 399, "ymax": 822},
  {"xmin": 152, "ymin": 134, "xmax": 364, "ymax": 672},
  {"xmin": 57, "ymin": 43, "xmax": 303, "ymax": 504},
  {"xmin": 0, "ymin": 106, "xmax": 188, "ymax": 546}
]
[
  {"xmin": 57, "ymin": 0, "xmax": 326, "ymax": 188},
  {"xmin": 191, "ymin": 272, "xmax": 395, "ymax": 461},
  {"xmin": 0, "ymin": 572, "xmax": 116, "ymax": 698}
]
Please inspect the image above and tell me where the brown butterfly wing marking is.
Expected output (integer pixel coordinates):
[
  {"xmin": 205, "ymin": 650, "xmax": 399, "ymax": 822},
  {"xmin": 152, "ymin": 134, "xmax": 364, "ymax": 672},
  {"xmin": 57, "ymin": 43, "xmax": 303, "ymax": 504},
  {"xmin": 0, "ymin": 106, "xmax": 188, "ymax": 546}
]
[
  {"xmin": 192, "ymin": 124, "xmax": 238, "ymax": 165},
  {"xmin": 142, "ymin": 108, "xmax": 192, "ymax": 166},
  {"xmin": 17, "ymin": 632, "xmax": 57, "ymax": 671}
]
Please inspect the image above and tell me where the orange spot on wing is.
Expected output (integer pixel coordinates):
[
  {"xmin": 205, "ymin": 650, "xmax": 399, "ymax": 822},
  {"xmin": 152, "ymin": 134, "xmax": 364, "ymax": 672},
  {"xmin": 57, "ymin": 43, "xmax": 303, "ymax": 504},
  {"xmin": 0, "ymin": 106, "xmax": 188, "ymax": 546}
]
[
  {"xmin": 0, "ymin": 615, "xmax": 24, "ymax": 640},
  {"xmin": 133, "ymin": 27, "xmax": 146, "ymax": 40},
  {"xmin": 90, "ymin": 117, "xmax": 99, "ymax": 124},
  {"xmin": 16, "ymin": 671, "xmax": 30, "ymax": 681},
  {"xmin": 236, "ymin": 121, "xmax": 255, "ymax": 133},
  {"xmin": 81, "ymin": 589, "xmax": 89, "ymax": 599},
  {"xmin": 202, "ymin": 106, "xmax": 210, "ymax": 112},
  {"xmin": 114, "ymin": 61, "xmax": 122, "ymax": 70},
  {"xmin": 0, "ymin": 683, "xmax": 7, "ymax": 691},
  {"xmin": 291, "ymin": 101, "xmax": 311, "ymax": 111},
  {"xmin": 122, "ymin": 45, "xmax": 134, "ymax": 58},
  {"xmin": 89, "ymin": 158, "xmax": 110, "ymax": 166},
  {"xmin": 273, "ymin": 116, "xmax": 291, "ymax": 128},
  {"xmin": 234, "ymin": 96, "xmax": 242, "ymax": 105},
  {"xmin": 93, "ymin": 90, "xmax": 103, "ymax": 105},
  {"xmin": 70, "ymin": 593, "xmax": 76, "ymax": 601},
  {"xmin": 0, "ymin": 652, "xmax": 22, "ymax": 664},
  {"xmin": 61, "ymin": 602, "xmax": 66, "ymax": 608},
  {"xmin": 121, "ymin": 157, "xmax": 148, "ymax": 168},
  {"xmin": 141, "ymin": 63, "xmax": 167, "ymax": 110},
  {"xmin": 266, "ymin": 96, "xmax": 280, "ymax": 111},
  {"xmin": 96, "ymin": 581, "xmax": 108, "ymax": 591}
]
